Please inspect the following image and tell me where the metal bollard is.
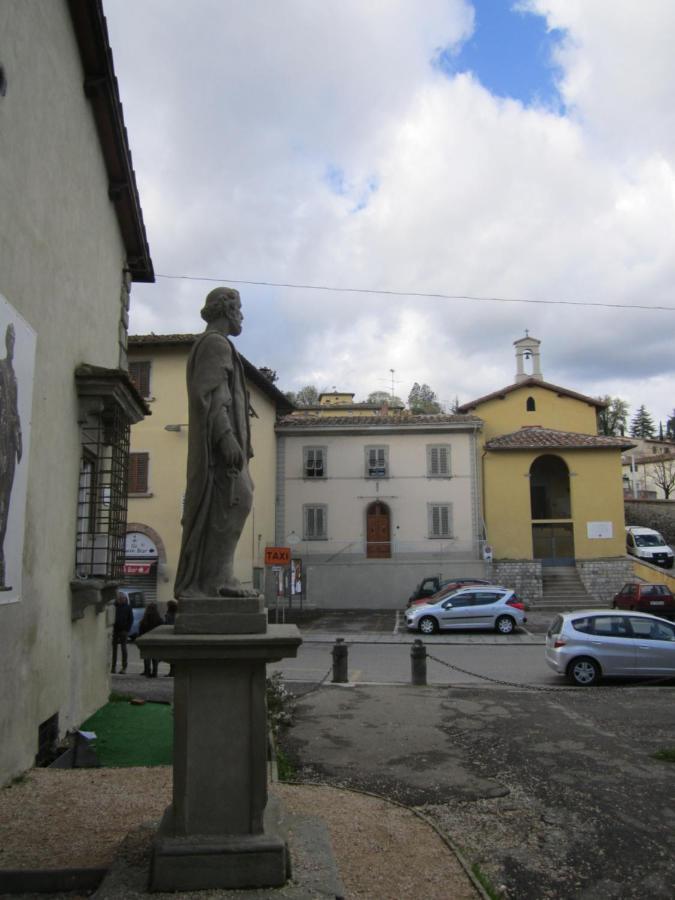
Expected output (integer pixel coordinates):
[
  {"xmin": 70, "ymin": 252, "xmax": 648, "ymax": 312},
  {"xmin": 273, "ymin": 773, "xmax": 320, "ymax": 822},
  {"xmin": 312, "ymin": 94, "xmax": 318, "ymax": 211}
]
[
  {"xmin": 332, "ymin": 637, "xmax": 349, "ymax": 683},
  {"xmin": 411, "ymin": 639, "xmax": 427, "ymax": 686}
]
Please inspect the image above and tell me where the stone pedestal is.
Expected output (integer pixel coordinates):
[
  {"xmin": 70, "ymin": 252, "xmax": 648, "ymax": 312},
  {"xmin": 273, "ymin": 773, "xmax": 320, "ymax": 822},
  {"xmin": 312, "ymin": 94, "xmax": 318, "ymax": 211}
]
[{"xmin": 136, "ymin": 621, "xmax": 302, "ymax": 892}]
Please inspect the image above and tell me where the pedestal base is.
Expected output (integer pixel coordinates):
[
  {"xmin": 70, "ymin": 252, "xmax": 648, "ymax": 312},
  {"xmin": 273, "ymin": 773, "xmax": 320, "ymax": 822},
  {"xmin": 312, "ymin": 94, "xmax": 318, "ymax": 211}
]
[
  {"xmin": 174, "ymin": 594, "xmax": 267, "ymax": 634},
  {"xmin": 136, "ymin": 624, "xmax": 302, "ymax": 893},
  {"xmin": 151, "ymin": 804, "xmax": 288, "ymax": 891}
]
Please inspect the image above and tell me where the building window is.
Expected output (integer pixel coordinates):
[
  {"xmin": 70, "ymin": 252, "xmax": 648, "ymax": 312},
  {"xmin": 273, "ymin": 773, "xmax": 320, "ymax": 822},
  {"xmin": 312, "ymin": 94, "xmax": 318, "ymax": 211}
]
[
  {"xmin": 128, "ymin": 452, "xmax": 149, "ymax": 493},
  {"xmin": 365, "ymin": 445, "xmax": 388, "ymax": 478},
  {"xmin": 303, "ymin": 504, "xmax": 327, "ymax": 540},
  {"xmin": 75, "ymin": 399, "xmax": 130, "ymax": 580},
  {"xmin": 129, "ymin": 361, "xmax": 151, "ymax": 398},
  {"xmin": 427, "ymin": 444, "xmax": 451, "ymax": 477},
  {"xmin": 428, "ymin": 503, "xmax": 453, "ymax": 538},
  {"xmin": 526, "ymin": 396, "xmax": 536, "ymax": 412},
  {"xmin": 303, "ymin": 446, "xmax": 326, "ymax": 478},
  {"xmin": 74, "ymin": 366, "xmax": 147, "ymax": 584}
]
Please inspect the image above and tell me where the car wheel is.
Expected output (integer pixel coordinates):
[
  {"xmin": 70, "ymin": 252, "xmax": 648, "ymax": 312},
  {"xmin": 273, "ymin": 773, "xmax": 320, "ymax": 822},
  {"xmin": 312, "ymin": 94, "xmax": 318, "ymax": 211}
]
[
  {"xmin": 418, "ymin": 616, "xmax": 438, "ymax": 635},
  {"xmin": 567, "ymin": 657, "xmax": 600, "ymax": 687},
  {"xmin": 495, "ymin": 615, "xmax": 515, "ymax": 634}
]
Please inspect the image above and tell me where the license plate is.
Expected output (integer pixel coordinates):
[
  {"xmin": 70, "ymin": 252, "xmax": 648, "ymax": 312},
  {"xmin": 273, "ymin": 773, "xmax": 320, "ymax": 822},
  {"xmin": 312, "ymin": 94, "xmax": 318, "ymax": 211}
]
[{"xmin": 650, "ymin": 600, "xmax": 665, "ymax": 606}]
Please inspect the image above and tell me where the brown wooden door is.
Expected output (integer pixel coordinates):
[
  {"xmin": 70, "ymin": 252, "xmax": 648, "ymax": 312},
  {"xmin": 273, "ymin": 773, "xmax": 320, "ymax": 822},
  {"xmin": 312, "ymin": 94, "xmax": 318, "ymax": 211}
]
[{"xmin": 367, "ymin": 502, "xmax": 391, "ymax": 558}]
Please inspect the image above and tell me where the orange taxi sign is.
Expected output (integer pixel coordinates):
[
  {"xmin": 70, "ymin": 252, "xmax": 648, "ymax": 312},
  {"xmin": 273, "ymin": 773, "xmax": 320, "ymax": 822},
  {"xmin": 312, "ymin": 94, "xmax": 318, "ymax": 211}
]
[{"xmin": 264, "ymin": 546, "xmax": 291, "ymax": 566}]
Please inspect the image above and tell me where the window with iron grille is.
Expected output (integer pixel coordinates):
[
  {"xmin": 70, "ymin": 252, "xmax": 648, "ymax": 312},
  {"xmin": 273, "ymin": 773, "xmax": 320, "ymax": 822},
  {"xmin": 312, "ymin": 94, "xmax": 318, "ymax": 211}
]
[
  {"xmin": 427, "ymin": 444, "xmax": 451, "ymax": 477},
  {"xmin": 303, "ymin": 504, "xmax": 327, "ymax": 540},
  {"xmin": 128, "ymin": 452, "xmax": 149, "ymax": 493},
  {"xmin": 428, "ymin": 503, "xmax": 453, "ymax": 538},
  {"xmin": 365, "ymin": 445, "xmax": 388, "ymax": 478},
  {"xmin": 75, "ymin": 401, "xmax": 130, "ymax": 581},
  {"xmin": 129, "ymin": 360, "xmax": 151, "ymax": 398},
  {"xmin": 303, "ymin": 446, "xmax": 326, "ymax": 478}
]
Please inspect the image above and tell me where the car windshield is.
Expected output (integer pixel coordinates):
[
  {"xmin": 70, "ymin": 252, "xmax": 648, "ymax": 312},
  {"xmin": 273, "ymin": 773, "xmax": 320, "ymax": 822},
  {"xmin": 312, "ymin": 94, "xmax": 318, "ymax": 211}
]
[{"xmin": 634, "ymin": 534, "xmax": 666, "ymax": 547}]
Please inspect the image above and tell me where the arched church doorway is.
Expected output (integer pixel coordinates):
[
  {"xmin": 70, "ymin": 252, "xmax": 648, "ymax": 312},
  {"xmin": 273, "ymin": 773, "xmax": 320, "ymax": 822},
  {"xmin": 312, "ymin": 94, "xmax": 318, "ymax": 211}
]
[
  {"xmin": 366, "ymin": 501, "xmax": 391, "ymax": 558},
  {"xmin": 530, "ymin": 455, "xmax": 574, "ymax": 565}
]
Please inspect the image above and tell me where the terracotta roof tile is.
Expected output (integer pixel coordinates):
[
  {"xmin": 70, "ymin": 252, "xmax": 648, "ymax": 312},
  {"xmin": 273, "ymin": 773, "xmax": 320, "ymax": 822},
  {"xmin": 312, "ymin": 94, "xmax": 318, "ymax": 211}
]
[
  {"xmin": 485, "ymin": 426, "xmax": 634, "ymax": 451},
  {"xmin": 277, "ymin": 412, "xmax": 482, "ymax": 429}
]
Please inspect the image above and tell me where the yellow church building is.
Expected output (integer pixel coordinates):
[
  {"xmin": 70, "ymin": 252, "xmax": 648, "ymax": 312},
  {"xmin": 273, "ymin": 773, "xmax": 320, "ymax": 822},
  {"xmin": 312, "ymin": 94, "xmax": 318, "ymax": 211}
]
[{"xmin": 458, "ymin": 334, "xmax": 634, "ymax": 601}]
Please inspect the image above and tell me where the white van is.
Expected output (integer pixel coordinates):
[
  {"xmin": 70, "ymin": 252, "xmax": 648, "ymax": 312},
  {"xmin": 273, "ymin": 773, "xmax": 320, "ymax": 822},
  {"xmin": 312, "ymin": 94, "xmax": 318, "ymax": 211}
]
[{"xmin": 625, "ymin": 526, "xmax": 674, "ymax": 569}]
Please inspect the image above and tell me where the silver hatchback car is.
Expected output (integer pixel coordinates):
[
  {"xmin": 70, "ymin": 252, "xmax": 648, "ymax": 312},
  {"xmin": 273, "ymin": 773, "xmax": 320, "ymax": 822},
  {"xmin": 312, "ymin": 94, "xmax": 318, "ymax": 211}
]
[
  {"xmin": 405, "ymin": 586, "xmax": 527, "ymax": 635},
  {"xmin": 546, "ymin": 609, "xmax": 675, "ymax": 686}
]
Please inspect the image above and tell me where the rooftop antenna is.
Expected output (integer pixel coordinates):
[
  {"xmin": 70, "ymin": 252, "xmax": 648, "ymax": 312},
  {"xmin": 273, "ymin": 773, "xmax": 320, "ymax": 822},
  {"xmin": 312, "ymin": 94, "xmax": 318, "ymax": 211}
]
[{"xmin": 379, "ymin": 368, "xmax": 402, "ymax": 398}]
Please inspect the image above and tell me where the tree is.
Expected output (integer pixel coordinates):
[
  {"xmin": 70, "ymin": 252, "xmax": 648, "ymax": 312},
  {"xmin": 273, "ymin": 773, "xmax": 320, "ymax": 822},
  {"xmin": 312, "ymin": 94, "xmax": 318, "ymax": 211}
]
[
  {"xmin": 367, "ymin": 390, "xmax": 404, "ymax": 407},
  {"xmin": 630, "ymin": 405, "xmax": 656, "ymax": 438},
  {"xmin": 651, "ymin": 458, "xmax": 675, "ymax": 499},
  {"xmin": 408, "ymin": 383, "xmax": 442, "ymax": 414},
  {"xmin": 294, "ymin": 385, "xmax": 320, "ymax": 407},
  {"xmin": 666, "ymin": 409, "xmax": 675, "ymax": 439},
  {"xmin": 597, "ymin": 396, "xmax": 629, "ymax": 436},
  {"xmin": 258, "ymin": 366, "xmax": 278, "ymax": 383}
]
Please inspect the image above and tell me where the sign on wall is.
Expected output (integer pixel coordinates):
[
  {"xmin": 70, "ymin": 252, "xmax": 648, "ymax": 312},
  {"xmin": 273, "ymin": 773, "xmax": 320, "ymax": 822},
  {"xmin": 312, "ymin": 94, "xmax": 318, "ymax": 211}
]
[
  {"xmin": 587, "ymin": 521, "xmax": 613, "ymax": 540},
  {"xmin": 0, "ymin": 294, "xmax": 36, "ymax": 605}
]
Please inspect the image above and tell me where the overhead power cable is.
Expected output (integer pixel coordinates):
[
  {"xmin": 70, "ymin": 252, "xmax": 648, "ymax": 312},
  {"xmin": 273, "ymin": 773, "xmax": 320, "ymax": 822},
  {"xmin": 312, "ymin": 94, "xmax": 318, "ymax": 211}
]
[{"xmin": 154, "ymin": 272, "xmax": 675, "ymax": 313}]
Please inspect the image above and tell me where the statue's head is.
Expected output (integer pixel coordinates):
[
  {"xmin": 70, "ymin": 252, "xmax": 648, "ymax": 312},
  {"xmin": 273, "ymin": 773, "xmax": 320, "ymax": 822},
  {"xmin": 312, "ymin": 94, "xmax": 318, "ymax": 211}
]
[{"xmin": 201, "ymin": 287, "xmax": 242, "ymax": 325}]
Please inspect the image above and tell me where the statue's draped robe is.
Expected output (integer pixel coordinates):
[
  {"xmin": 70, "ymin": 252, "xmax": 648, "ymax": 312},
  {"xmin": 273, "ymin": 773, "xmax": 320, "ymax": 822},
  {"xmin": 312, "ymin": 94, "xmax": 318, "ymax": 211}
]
[
  {"xmin": 0, "ymin": 348, "xmax": 21, "ymax": 585},
  {"xmin": 174, "ymin": 330, "xmax": 253, "ymax": 598}
]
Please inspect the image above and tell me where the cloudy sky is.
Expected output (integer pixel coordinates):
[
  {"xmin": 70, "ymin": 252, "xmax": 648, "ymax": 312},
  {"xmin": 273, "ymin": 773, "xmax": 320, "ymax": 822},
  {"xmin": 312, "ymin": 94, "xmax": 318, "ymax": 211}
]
[{"xmin": 104, "ymin": 0, "xmax": 675, "ymax": 426}]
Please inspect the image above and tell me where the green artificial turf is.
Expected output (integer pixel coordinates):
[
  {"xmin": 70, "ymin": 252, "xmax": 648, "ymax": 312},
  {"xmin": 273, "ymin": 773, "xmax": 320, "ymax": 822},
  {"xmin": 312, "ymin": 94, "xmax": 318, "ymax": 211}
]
[{"xmin": 80, "ymin": 700, "xmax": 173, "ymax": 767}]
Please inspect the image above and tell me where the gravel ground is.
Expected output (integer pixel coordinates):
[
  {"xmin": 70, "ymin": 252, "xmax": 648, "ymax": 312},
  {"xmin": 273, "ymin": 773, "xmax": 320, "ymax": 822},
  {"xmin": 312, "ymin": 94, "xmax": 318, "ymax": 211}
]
[{"xmin": 0, "ymin": 768, "xmax": 480, "ymax": 900}]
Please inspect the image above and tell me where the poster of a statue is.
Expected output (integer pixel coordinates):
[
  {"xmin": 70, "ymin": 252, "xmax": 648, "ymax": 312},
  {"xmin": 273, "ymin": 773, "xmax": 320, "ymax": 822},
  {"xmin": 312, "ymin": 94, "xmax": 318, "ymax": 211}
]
[
  {"xmin": 174, "ymin": 287, "xmax": 258, "ymax": 600},
  {"xmin": 0, "ymin": 295, "xmax": 35, "ymax": 604}
]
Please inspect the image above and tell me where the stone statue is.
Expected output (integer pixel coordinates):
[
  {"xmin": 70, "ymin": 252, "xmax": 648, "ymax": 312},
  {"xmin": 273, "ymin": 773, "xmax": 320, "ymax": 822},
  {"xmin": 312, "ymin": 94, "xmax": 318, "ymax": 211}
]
[
  {"xmin": 0, "ymin": 324, "xmax": 22, "ymax": 591},
  {"xmin": 174, "ymin": 288, "xmax": 256, "ymax": 599}
]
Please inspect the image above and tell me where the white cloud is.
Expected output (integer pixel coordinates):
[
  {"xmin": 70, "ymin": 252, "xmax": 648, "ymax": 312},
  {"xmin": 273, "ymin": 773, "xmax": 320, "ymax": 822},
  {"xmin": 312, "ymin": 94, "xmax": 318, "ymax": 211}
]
[{"xmin": 104, "ymin": 0, "xmax": 675, "ymax": 425}]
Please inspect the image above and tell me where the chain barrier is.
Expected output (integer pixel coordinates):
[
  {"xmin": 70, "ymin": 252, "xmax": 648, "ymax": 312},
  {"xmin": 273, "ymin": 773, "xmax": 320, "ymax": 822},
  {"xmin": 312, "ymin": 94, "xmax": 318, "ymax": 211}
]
[
  {"xmin": 426, "ymin": 650, "xmax": 675, "ymax": 693},
  {"xmin": 291, "ymin": 663, "xmax": 334, "ymax": 699},
  {"xmin": 426, "ymin": 651, "xmax": 574, "ymax": 693}
]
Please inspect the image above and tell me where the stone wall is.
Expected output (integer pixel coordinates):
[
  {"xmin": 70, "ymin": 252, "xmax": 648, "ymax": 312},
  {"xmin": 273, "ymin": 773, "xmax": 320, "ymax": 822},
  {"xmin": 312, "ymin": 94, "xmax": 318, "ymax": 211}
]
[
  {"xmin": 576, "ymin": 558, "xmax": 634, "ymax": 605},
  {"xmin": 625, "ymin": 500, "xmax": 675, "ymax": 545},
  {"xmin": 488, "ymin": 560, "xmax": 543, "ymax": 604},
  {"xmin": 304, "ymin": 559, "xmax": 489, "ymax": 608}
]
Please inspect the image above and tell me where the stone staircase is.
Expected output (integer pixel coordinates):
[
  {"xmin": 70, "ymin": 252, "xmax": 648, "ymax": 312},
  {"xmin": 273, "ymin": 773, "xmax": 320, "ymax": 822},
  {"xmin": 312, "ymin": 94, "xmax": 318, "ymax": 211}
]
[{"xmin": 536, "ymin": 566, "xmax": 595, "ymax": 611}]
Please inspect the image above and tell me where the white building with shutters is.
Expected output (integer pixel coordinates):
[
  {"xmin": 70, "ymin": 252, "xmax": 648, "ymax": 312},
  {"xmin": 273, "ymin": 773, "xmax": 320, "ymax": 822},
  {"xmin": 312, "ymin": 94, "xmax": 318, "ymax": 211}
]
[{"xmin": 275, "ymin": 410, "xmax": 487, "ymax": 608}]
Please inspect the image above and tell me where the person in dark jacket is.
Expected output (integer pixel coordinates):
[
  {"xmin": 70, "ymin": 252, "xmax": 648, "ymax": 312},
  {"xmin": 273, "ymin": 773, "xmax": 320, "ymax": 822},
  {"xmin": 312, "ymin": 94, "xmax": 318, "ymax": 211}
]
[
  {"xmin": 138, "ymin": 602, "xmax": 163, "ymax": 677},
  {"xmin": 111, "ymin": 592, "xmax": 133, "ymax": 673}
]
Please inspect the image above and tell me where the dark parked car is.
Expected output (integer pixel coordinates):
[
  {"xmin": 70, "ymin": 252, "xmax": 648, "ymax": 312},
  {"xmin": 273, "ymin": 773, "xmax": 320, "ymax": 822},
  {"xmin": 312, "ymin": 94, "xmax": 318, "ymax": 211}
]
[
  {"xmin": 612, "ymin": 583, "xmax": 675, "ymax": 617},
  {"xmin": 407, "ymin": 576, "xmax": 490, "ymax": 607}
]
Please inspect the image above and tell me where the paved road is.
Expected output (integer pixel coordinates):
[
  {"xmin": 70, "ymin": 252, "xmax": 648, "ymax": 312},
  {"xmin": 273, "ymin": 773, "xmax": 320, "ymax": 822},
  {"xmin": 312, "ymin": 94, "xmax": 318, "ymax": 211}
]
[
  {"xmin": 113, "ymin": 610, "xmax": 675, "ymax": 898},
  {"xmin": 281, "ymin": 681, "xmax": 675, "ymax": 900}
]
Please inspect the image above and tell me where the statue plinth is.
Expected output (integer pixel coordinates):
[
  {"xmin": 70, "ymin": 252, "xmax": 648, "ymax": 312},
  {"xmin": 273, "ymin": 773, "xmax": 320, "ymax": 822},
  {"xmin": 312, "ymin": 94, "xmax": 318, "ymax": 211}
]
[
  {"xmin": 174, "ymin": 593, "xmax": 267, "ymax": 634},
  {"xmin": 136, "ymin": 623, "xmax": 302, "ymax": 891}
]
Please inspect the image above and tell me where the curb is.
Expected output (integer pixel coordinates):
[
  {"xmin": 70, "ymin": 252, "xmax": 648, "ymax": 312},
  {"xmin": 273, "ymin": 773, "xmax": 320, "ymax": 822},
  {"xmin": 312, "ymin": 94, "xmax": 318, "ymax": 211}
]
[{"xmin": 0, "ymin": 866, "xmax": 107, "ymax": 894}]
